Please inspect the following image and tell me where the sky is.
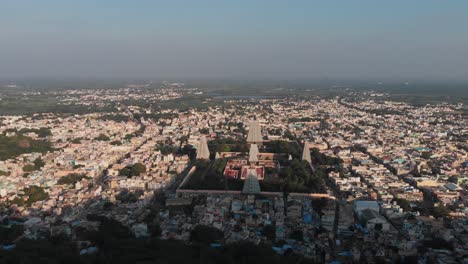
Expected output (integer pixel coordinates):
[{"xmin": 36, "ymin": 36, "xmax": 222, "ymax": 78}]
[{"xmin": 1, "ymin": 0, "xmax": 468, "ymax": 81}]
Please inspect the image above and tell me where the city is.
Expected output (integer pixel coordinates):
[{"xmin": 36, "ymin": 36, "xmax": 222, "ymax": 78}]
[
  {"xmin": 0, "ymin": 83, "xmax": 466, "ymax": 263},
  {"xmin": 1, "ymin": 1, "xmax": 468, "ymax": 263}
]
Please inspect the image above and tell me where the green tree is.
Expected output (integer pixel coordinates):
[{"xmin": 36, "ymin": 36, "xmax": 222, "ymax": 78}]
[
  {"xmin": 94, "ymin": 133, "xmax": 110, "ymax": 141},
  {"xmin": 432, "ymin": 205, "xmax": 450, "ymax": 218},
  {"xmin": 22, "ymin": 164, "xmax": 36, "ymax": 172},
  {"xmin": 33, "ymin": 158, "xmax": 45, "ymax": 170},
  {"xmin": 110, "ymin": 140, "xmax": 122, "ymax": 146},
  {"xmin": 57, "ymin": 173, "xmax": 89, "ymax": 185},
  {"xmin": 116, "ymin": 189, "xmax": 143, "ymax": 203},
  {"xmin": 71, "ymin": 137, "xmax": 82, "ymax": 144},
  {"xmin": 421, "ymin": 151, "xmax": 432, "ymax": 159},
  {"xmin": 119, "ymin": 167, "xmax": 130, "ymax": 177},
  {"xmin": 394, "ymin": 198, "xmax": 411, "ymax": 211},
  {"xmin": 0, "ymin": 135, "xmax": 52, "ymax": 161},
  {"xmin": 157, "ymin": 144, "xmax": 177, "ymax": 155},
  {"xmin": 200, "ymin": 128, "xmax": 210, "ymax": 134},
  {"xmin": 37, "ymin": 127, "xmax": 52, "ymax": 138},
  {"xmin": 23, "ymin": 186, "xmax": 49, "ymax": 205},
  {"xmin": 284, "ymin": 130, "xmax": 296, "ymax": 140},
  {"xmin": 130, "ymin": 163, "xmax": 146, "ymax": 176},
  {"xmin": 190, "ymin": 225, "xmax": 223, "ymax": 244},
  {"xmin": 178, "ymin": 135, "xmax": 189, "ymax": 149}
]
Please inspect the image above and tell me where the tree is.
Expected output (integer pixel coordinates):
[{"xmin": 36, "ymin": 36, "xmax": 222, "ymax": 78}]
[
  {"xmin": 0, "ymin": 224, "xmax": 24, "ymax": 243},
  {"xmin": 200, "ymin": 128, "xmax": 210, "ymax": 134},
  {"xmin": 148, "ymin": 223, "xmax": 162, "ymax": 237},
  {"xmin": 156, "ymin": 144, "xmax": 177, "ymax": 155},
  {"xmin": 119, "ymin": 163, "xmax": 146, "ymax": 178},
  {"xmin": 94, "ymin": 133, "xmax": 110, "ymax": 141},
  {"xmin": 23, "ymin": 186, "xmax": 49, "ymax": 205},
  {"xmin": 116, "ymin": 189, "xmax": 143, "ymax": 203},
  {"xmin": 110, "ymin": 140, "xmax": 122, "ymax": 146},
  {"xmin": 37, "ymin": 127, "xmax": 52, "ymax": 138},
  {"xmin": 289, "ymin": 229, "xmax": 303, "ymax": 241},
  {"xmin": 284, "ymin": 130, "xmax": 296, "ymax": 140},
  {"xmin": 178, "ymin": 135, "xmax": 189, "ymax": 150},
  {"xmin": 421, "ymin": 151, "xmax": 432, "ymax": 159},
  {"xmin": 264, "ymin": 225, "xmax": 276, "ymax": 241},
  {"xmin": 190, "ymin": 225, "xmax": 224, "ymax": 244},
  {"xmin": 22, "ymin": 164, "xmax": 36, "ymax": 172},
  {"xmin": 96, "ymin": 218, "xmax": 133, "ymax": 241},
  {"xmin": 181, "ymin": 145, "xmax": 197, "ymax": 160},
  {"xmin": 394, "ymin": 198, "xmax": 411, "ymax": 211},
  {"xmin": 0, "ymin": 135, "xmax": 52, "ymax": 161},
  {"xmin": 71, "ymin": 138, "xmax": 82, "ymax": 144},
  {"xmin": 131, "ymin": 163, "xmax": 146, "ymax": 176},
  {"xmin": 432, "ymin": 205, "xmax": 450, "ymax": 218},
  {"xmin": 57, "ymin": 173, "xmax": 89, "ymax": 185},
  {"xmin": 119, "ymin": 167, "xmax": 130, "ymax": 177},
  {"xmin": 33, "ymin": 157, "xmax": 45, "ymax": 170}
]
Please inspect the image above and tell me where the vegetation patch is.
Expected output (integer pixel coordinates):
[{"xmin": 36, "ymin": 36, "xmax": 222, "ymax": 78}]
[{"xmin": 0, "ymin": 135, "xmax": 53, "ymax": 161}]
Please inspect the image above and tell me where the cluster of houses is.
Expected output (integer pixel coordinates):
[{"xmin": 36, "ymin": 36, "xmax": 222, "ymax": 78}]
[{"xmin": 0, "ymin": 90, "xmax": 466, "ymax": 263}]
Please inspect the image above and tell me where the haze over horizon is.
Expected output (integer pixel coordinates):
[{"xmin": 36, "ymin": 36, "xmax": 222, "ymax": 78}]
[{"xmin": 1, "ymin": 0, "xmax": 468, "ymax": 81}]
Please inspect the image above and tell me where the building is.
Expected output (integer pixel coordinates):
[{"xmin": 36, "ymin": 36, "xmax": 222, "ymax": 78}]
[
  {"xmin": 196, "ymin": 135, "xmax": 210, "ymax": 160},
  {"xmin": 302, "ymin": 142, "xmax": 312, "ymax": 164},
  {"xmin": 246, "ymin": 120, "xmax": 263, "ymax": 145}
]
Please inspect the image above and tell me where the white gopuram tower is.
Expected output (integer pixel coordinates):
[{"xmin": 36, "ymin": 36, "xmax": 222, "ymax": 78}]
[
  {"xmin": 246, "ymin": 120, "xmax": 263, "ymax": 145},
  {"xmin": 248, "ymin": 144, "xmax": 259, "ymax": 163},
  {"xmin": 302, "ymin": 141, "xmax": 312, "ymax": 164},
  {"xmin": 196, "ymin": 135, "xmax": 210, "ymax": 160}
]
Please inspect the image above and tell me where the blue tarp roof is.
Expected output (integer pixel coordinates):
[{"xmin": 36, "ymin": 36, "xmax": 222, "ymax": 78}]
[
  {"xmin": 1, "ymin": 244, "xmax": 16, "ymax": 251},
  {"xmin": 303, "ymin": 213, "xmax": 313, "ymax": 224},
  {"xmin": 338, "ymin": 251, "xmax": 352, "ymax": 257},
  {"xmin": 272, "ymin": 246, "xmax": 282, "ymax": 253}
]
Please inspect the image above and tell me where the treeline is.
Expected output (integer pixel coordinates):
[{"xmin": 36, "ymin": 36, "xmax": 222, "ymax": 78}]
[
  {"xmin": 310, "ymin": 148, "xmax": 343, "ymax": 166},
  {"xmin": 208, "ymin": 138, "xmax": 249, "ymax": 154},
  {"xmin": 94, "ymin": 133, "xmax": 110, "ymax": 141},
  {"xmin": 4, "ymin": 127, "xmax": 52, "ymax": 137},
  {"xmin": 265, "ymin": 141, "xmax": 301, "ymax": 159},
  {"xmin": 22, "ymin": 157, "xmax": 45, "ymax": 173},
  {"xmin": 0, "ymin": 234, "xmax": 312, "ymax": 264},
  {"xmin": 133, "ymin": 112, "xmax": 178, "ymax": 121},
  {"xmin": 0, "ymin": 213, "xmax": 311, "ymax": 263},
  {"xmin": 0, "ymin": 135, "xmax": 53, "ymax": 161},
  {"xmin": 288, "ymin": 117, "xmax": 321, "ymax": 123},
  {"xmin": 280, "ymin": 159, "xmax": 325, "ymax": 193},
  {"xmin": 0, "ymin": 97, "xmax": 118, "ymax": 115},
  {"xmin": 57, "ymin": 173, "xmax": 90, "ymax": 185},
  {"xmin": 118, "ymin": 163, "xmax": 147, "ymax": 178},
  {"xmin": 7, "ymin": 186, "xmax": 49, "ymax": 207},
  {"xmin": 183, "ymin": 159, "xmax": 228, "ymax": 190},
  {"xmin": 97, "ymin": 113, "xmax": 179, "ymax": 123},
  {"xmin": 98, "ymin": 114, "xmax": 129, "ymax": 122}
]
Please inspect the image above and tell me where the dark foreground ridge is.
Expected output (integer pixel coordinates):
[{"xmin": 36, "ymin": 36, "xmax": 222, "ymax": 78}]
[{"xmin": 1, "ymin": 233, "xmax": 314, "ymax": 264}]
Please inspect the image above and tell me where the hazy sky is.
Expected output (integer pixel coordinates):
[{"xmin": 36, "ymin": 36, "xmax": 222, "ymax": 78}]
[{"xmin": 1, "ymin": 0, "xmax": 468, "ymax": 81}]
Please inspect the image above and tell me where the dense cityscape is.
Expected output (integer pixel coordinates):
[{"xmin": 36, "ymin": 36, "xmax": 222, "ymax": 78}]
[
  {"xmin": 2, "ymin": 1, "xmax": 468, "ymax": 263},
  {"xmin": 0, "ymin": 82, "xmax": 466, "ymax": 263}
]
